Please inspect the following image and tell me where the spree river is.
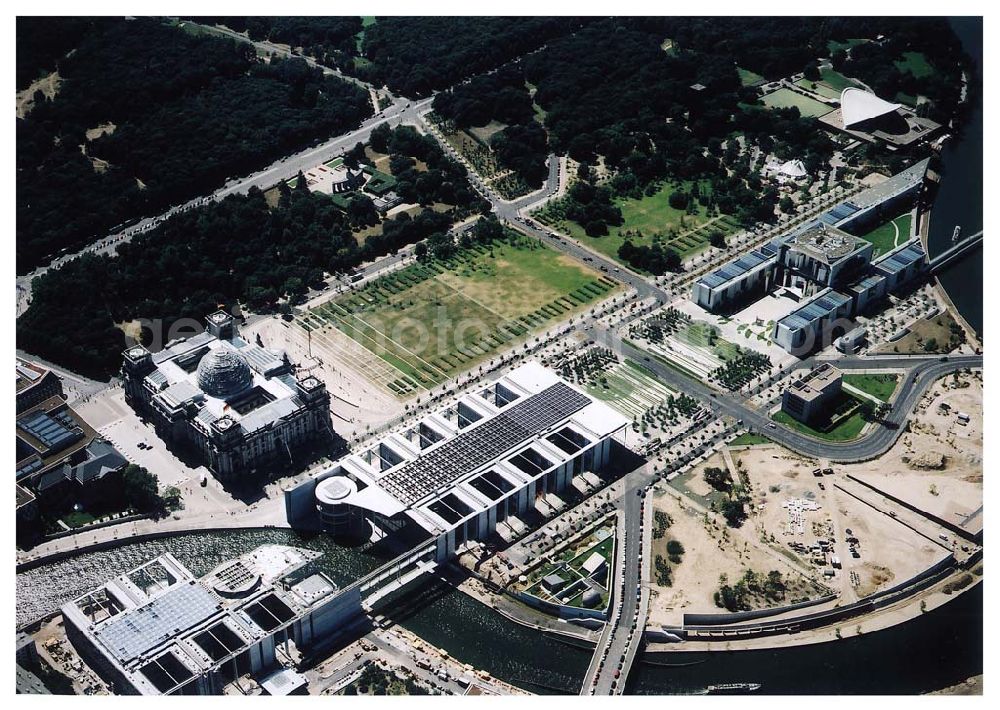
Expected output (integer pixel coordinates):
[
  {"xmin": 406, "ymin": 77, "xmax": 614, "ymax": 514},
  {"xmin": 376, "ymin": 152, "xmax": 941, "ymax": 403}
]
[
  {"xmin": 926, "ymin": 17, "xmax": 983, "ymax": 337},
  {"xmin": 16, "ymin": 529, "xmax": 982, "ymax": 695}
]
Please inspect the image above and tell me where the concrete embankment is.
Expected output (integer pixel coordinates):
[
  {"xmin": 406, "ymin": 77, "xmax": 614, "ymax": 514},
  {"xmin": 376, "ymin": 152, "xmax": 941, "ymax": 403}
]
[{"xmin": 17, "ymin": 519, "xmax": 288, "ymax": 573}]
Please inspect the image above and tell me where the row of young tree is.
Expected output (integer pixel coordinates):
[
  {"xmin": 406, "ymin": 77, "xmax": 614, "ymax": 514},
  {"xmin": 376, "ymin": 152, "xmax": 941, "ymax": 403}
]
[{"xmin": 17, "ymin": 17, "xmax": 373, "ymax": 274}]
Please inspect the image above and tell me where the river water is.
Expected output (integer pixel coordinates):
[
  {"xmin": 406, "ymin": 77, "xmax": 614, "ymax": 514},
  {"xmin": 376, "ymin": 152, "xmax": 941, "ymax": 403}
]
[
  {"xmin": 16, "ymin": 529, "xmax": 981, "ymax": 694},
  {"xmin": 926, "ymin": 17, "xmax": 983, "ymax": 337}
]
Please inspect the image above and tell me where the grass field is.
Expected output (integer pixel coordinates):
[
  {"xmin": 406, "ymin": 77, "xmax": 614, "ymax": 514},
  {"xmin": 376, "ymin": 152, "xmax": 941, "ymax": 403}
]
[
  {"xmin": 355, "ymin": 16, "xmax": 376, "ymax": 52},
  {"xmin": 819, "ymin": 67, "xmax": 859, "ymax": 93},
  {"xmin": 761, "ymin": 87, "xmax": 833, "ymax": 118},
  {"xmin": 843, "ymin": 374, "xmax": 899, "ymax": 402},
  {"xmin": 584, "ymin": 359, "xmax": 676, "ymax": 418},
  {"xmin": 299, "ymin": 236, "xmax": 619, "ymax": 396},
  {"xmin": 895, "ymin": 51, "xmax": 935, "ymax": 79},
  {"xmin": 737, "ymin": 67, "xmax": 765, "ymax": 87},
  {"xmin": 854, "ymin": 211, "xmax": 913, "ymax": 257},
  {"xmin": 729, "ymin": 432, "xmax": 772, "ymax": 446},
  {"xmin": 827, "ymin": 38, "xmax": 869, "ymax": 55},
  {"xmin": 539, "ymin": 180, "xmax": 742, "ymax": 270},
  {"xmin": 795, "ymin": 79, "xmax": 841, "ymax": 101}
]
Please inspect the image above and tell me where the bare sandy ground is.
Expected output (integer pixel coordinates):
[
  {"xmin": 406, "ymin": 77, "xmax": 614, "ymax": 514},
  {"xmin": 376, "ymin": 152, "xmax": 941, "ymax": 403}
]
[
  {"xmin": 839, "ymin": 371, "xmax": 982, "ymax": 535},
  {"xmin": 244, "ymin": 316, "xmax": 404, "ymax": 439}
]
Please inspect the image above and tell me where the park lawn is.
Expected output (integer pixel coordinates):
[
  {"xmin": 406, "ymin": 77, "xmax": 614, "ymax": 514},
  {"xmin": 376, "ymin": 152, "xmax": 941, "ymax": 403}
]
[
  {"xmin": 729, "ymin": 432, "xmax": 772, "ymax": 446},
  {"xmin": 895, "ymin": 51, "xmax": 935, "ymax": 79},
  {"xmin": 854, "ymin": 211, "xmax": 912, "ymax": 257},
  {"xmin": 355, "ymin": 16, "xmax": 377, "ymax": 52},
  {"xmin": 435, "ymin": 240, "xmax": 600, "ymax": 320},
  {"xmin": 737, "ymin": 66, "xmax": 765, "ymax": 87},
  {"xmin": 819, "ymin": 67, "xmax": 860, "ymax": 93},
  {"xmin": 827, "ymin": 38, "xmax": 869, "ymax": 55},
  {"xmin": 761, "ymin": 87, "xmax": 833, "ymax": 118},
  {"xmin": 61, "ymin": 510, "xmax": 98, "ymax": 528},
  {"xmin": 843, "ymin": 374, "xmax": 899, "ymax": 402},
  {"xmin": 795, "ymin": 79, "xmax": 841, "ymax": 101},
  {"xmin": 559, "ymin": 180, "xmax": 726, "ymax": 266},
  {"xmin": 313, "ymin": 238, "xmax": 617, "ymax": 391}
]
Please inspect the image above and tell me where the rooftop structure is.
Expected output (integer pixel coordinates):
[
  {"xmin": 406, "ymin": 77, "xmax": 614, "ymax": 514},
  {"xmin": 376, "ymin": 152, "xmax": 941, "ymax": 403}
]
[
  {"xmin": 820, "ymin": 91, "xmax": 940, "ymax": 148},
  {"xmin": 121, "ymin": 312, "xmax": 332, "ymax": 482},
  {"xmin": 785, "ymin": 223, "xmax": 866, "ymax": 263},
  {"xmin": 773, "ymin": 288, "xmax": 853, "ymax": 353},
  {"xmin": 63, "ymin": 545, "xmax": 358, "ymax": 695},
  {"xmin": 16, "ymin": 395, "xmax": 98, "ymax": 485},
  {"xmin": 286, "ymin": 362, "xmax": 630, "ymax": 561},
  {"xmin": 782, "ymin": 363, "xmax": 844, "ymax": 424},
  {"xmin": 840, "ymin": 88, "xmax": 902, "ymax": 128},
  {"xmin": 297, "ymin": 163, "xmax": 364, "ymax": 195},
  {"xmin": 16, "ymin": 358, "xmax": 63, "ymax": 414}
]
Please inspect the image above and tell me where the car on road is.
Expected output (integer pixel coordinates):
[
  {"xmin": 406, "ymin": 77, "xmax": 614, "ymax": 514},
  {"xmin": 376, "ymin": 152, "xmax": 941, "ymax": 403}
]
[{"xmin": 767, "ymin": 422, "xmax": 777, "ymax": 429}]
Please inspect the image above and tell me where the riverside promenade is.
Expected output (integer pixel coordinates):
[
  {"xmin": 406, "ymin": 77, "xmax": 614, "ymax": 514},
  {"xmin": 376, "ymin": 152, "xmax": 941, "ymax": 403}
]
[{"xmin": 17, "ymin": 494, "xmax": 289, "ymax": 572}]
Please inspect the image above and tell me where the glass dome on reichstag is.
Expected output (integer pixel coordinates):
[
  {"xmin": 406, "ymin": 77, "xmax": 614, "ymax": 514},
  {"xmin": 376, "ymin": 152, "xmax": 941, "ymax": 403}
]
[{"xmin": 196, "ymin": 346, "xmax": 253, "ymax": 398}]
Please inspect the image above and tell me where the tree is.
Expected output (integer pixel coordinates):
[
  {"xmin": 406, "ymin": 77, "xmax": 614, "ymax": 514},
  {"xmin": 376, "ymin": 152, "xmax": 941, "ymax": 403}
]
[
  {"xmin": 721, "ymin": 498, "xmax": 748, "ymax": 527},
  {"xmin": 369, "ymin": 123, "xmax": 392, "ymax": 153},
  {"xmin": 703, "ymin": 466, "xmax": 732, "ymax": 492},
  {"xmin": 122, "ymin": 464, "xmax": 161, "ymax": 513},
  {"xmin": 414, "ymin": 241, "xmax": 429, "ymax": 261}
]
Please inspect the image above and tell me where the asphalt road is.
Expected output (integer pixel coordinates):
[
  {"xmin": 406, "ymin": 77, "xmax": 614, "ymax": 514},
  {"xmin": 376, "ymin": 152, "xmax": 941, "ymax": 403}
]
[
  {"xmin": 16, "ymin": 96, "xmax": 433, "ymax": 314},
  {"xmin": 584, "ymin": 464, "xmax": 653, "ymax": 695},
  {"xmin": 613, "ymin": 333, "xmax": 982, "ymax": 462}
]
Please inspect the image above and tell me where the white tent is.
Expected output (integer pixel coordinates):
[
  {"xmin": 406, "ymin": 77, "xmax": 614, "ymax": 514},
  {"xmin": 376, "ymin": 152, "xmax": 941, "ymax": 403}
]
[
  {"xmin": 840, "ymin": 87, "xmax": 902, "ymax": 128},
  {"xmin": 777, "ymin": 159, "xmax": 808, "ymax": 178}
]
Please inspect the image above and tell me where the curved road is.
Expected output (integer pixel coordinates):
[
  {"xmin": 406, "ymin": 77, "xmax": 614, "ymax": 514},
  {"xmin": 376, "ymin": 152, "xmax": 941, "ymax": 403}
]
[{"xmin": 614, "ymin": 335, "xmax": 982, "ymax": 463}]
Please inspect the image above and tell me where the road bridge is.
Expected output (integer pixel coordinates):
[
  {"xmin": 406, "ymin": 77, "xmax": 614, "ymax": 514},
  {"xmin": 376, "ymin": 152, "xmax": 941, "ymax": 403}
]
[
  {"xmin": 581, "ymin": 466, "xmax": 655, "ymax": 694},
  {"xmin": 929, "ymin": 230, "xmax": 982, "ymax": 272}
]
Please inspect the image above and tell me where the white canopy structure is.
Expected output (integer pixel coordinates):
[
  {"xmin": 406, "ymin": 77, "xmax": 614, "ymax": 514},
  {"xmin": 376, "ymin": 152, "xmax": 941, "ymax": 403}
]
[
  {"xmin": 840, "ymin": 87, "xmax": 902, "ymax": 128},
  {"xmin": 777, "ymin": 159, "xmax": 807, "ymax": 178}
]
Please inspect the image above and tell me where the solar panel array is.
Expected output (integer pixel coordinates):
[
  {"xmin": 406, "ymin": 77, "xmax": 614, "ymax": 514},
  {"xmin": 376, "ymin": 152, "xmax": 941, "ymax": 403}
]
[
  {"xmin": 875, "ymin": 242, "xmax": 925, "ymax": 275},
  {"xmin": 778, "ymin": 290, "xmax": 852, "ymax": 331},
  {"xmin": 378, "ymin": 383, "xmax": 590, "ymax": 506},
  {"xmin": 94, "ymin": 583, "xmax": 220, "ymax": 664},
  {"xmin": 698, "ymin": 248, "xmax": 777, "ymax": 290},
  {"xmin": 17, "ymin": 410, "xmax": 82, "ymax": 453}
]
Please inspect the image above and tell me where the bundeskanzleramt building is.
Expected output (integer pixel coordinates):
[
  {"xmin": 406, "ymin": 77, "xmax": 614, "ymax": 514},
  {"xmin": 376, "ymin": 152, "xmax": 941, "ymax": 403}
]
[
  {"xmin": 284, "ymin": 361, "xmax": 630, "ymax": 562},
  {"xmin": 692, "ymin": 160, "xmax": 930, "ymax": 354},
  {"xmin": 121, "ymin": 312, "xmax": 331, "ymax": 481},
  {"xmin": 62, "ymin": 545, "xmax": 358, "ymax": 695}
]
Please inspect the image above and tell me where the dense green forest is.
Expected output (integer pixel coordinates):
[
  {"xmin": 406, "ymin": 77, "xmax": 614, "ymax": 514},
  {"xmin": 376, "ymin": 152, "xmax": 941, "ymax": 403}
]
[
  {"xmin": 15, "ymin": 16, "xmax": 95, "ymax": 90},
  {"xmin": 18, "ymin": 125, "xmax": 484, "ymax": 379},
  {"xmin": 348, "ymin": 17, "xmax": 582, "ymax": 97},
  {"xmin": 192, "ymin": 16, "xmax": 364, "ymax": 67},
  {"xmin": 432, "ymin": 65, "xmax": 550, "ymax": 187},
  {"xmin": 16, "ymin": 17, "xmax": 372, "ymax": 274}
]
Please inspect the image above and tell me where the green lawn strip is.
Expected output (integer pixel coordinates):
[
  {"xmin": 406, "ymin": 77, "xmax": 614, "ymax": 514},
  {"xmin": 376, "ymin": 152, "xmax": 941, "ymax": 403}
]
[
  {"xmin": 737, "ymin": 66, "xmax": 765, "ymax": 87},
  {"xmin": 819, "ymin": 67, "xmax": 859, "ymax": 93},
  {"xmin": 852, "ymin": 211, "xmax": 912, "ymax": 257},
  {"xmin": 761, "ymin": 87, "xmax": 833, "ymax": 118},
  {"xmin": 842, "ymin": 373, "xmax": 899, "ymax": 402},
  {"xmin": 771, "ymin": 398, "xmax": 869, "ymax": 441},
  {"xmin": 729, "ymin": 432, "xmax": 772, "ymax": 446}
]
